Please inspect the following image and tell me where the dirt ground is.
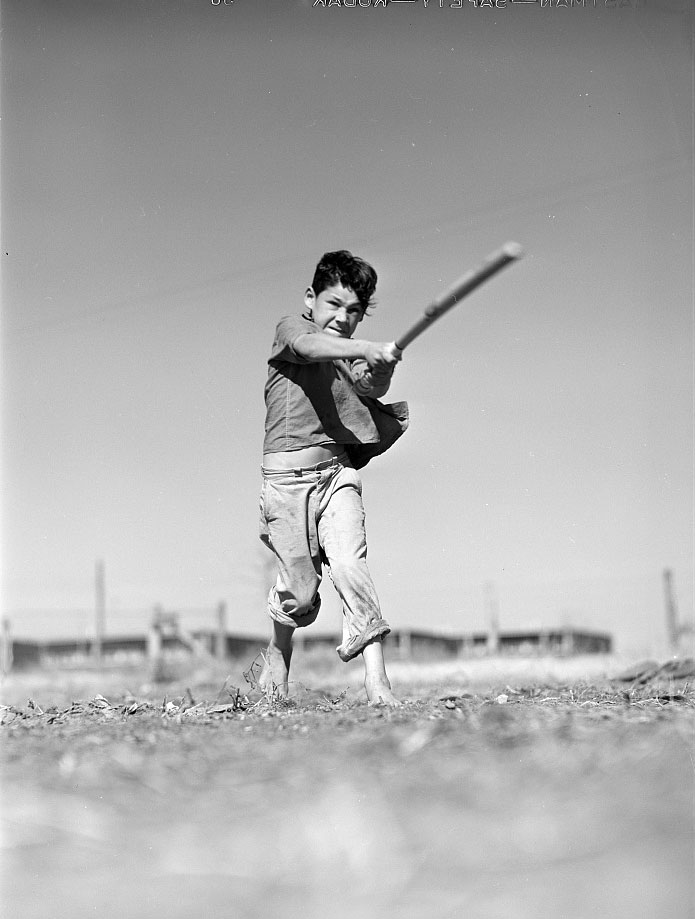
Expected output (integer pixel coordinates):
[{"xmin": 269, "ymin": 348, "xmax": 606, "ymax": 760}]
[{"xmin": 1, "ymin": 651, "xmax": 694, "ymax": 919}]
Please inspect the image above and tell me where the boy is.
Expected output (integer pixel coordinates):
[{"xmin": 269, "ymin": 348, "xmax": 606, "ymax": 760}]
[{"xmin": 258, "ymin": 250, "xmax": 408, "ymax": 705}]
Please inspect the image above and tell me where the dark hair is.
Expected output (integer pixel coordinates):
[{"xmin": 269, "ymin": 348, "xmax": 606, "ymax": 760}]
[{"xmin": 311, "ymin": 250, "xmax": 377, "ymax": 312}]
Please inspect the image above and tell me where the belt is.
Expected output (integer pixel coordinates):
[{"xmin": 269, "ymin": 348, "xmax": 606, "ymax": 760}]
[{"xmin": 262, "ymin": 453, "xmax": 348, "ymax": 476}]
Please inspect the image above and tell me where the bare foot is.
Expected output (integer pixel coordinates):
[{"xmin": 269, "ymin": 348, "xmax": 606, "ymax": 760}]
[
  {"xmin": 364, "ymin": 673, "xmax": 401, "ymax": 707},
  {"xmin": 361, "ymin": 637, "xmax": 400, "ymax": 706},
  {"xmin": 258, "ymin": 641, "xmax": 291, "ymax": 698}
]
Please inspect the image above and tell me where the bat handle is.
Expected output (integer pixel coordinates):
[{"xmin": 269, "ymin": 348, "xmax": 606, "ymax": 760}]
[{"xmin": 385, "ymin": 342, "xmax": 403, "ymax": 360}]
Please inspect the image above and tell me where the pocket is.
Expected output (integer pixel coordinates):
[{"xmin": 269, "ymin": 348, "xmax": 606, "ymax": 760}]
[
  {"xmin": 260, "ymin": 476, "xmax": 282, "ymax": 525},
  {"xmin": 259, "ymin": 481, "xmax": 270, "ymax": 540},
  {"xmin": 333, "ymin": 463, "xmax": 362, "ymax": 496},
  {"xmin": 346, "ymin": 465, "xmax": 363, "ymax": 495}
]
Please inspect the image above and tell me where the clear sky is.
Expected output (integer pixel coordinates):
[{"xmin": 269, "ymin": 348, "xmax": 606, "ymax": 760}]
[{"xmin": 2, "ymin": 0, "xmax": 693, "ymax": 655}]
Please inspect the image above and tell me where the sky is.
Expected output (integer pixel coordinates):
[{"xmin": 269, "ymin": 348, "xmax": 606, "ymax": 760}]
[{"xmin": 2, "ymin": 0, "xmax": 693, "ymax": 656}]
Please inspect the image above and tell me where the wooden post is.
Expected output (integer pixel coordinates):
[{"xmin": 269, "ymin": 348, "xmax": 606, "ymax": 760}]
[
  {"xmin": 560, "ymin": 629, "xmax": 574, "ymax": 656},
  {"xmin": 93, "ymin": 559, "xmax": 105, "ymax": 664},
  {"xmin": 484, "ymin": 582, "xmax": 500, "ymax": 654},
  {"xmin": 663, "ymin": 568, "xmax": 680, "ymax": 651},
  {"xmin": 1, "ymin": 618, "xmax": 12, "ymax": 674},
  {"xmin": 148, "ymin": 605, "xmax": 163, "ymax": 661},
  {"xmin": 216, "ymin": 601, "xmax": 227, "ymax": 660}
]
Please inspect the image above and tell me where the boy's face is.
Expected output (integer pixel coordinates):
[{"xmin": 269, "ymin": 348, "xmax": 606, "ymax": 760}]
[{"xmin": 304, "ymin": 283, "xmax": 365, "ymax": 338}]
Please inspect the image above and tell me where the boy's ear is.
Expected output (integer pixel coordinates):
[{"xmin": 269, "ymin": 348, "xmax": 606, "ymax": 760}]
[{"xmin": 304, "ymin": 287, "xmax": 316, "ymax": 316}]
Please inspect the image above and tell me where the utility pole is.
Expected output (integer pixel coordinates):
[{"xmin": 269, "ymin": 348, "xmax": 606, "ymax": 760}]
[
  {"xmin": 94, "ymin": 559, "xmax": 105, "ymax": 664},
  {"xmin": 1, "ymin": 618, "xmax": 12, "ymax": 674},
  {"xmin": 663, "ymin": 568, "xmax": 680, "ymax": 652},
  {"xmin": 216, "ymin": 601, "xmax": 227, "ymax": 660}
]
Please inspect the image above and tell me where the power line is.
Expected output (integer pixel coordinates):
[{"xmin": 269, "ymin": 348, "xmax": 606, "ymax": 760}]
[{"xmin": 5, "ymin": 151, "xmax": 689, "ymax": 341}]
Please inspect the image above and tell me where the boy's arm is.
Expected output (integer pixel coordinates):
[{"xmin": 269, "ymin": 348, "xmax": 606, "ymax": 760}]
[{"xmin": 293, "ymin": 332, "xmax": 399, "ymax": 373}]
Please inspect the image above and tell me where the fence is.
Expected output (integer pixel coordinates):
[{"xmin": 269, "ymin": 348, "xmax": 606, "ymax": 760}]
[{"xmin": 0, "ymin": 606, "xmax": 613, "ymax": 673}]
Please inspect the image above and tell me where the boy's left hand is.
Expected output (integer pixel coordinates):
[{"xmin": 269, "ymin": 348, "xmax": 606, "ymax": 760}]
[{"xmin": 367, "ymin": 365, "xmax": 396, "ymax": 385}]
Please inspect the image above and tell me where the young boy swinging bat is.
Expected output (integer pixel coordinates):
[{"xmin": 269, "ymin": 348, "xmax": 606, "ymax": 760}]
[
  {"xmin": 257, "ymin": 242, "xmax": 521, "ymax": 704},
  {"xmin": 258, "ymin": 249, "xmax": 408, "ymax": 706}
]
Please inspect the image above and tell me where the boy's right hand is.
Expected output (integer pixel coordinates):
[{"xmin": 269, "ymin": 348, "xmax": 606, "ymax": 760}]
[{"xmin": 364, "ymin": 341, "xmax": 402, "ymax": 373}]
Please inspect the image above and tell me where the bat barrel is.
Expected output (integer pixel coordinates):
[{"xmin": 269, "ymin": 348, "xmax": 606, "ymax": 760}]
[
  {"xmin": 395, "ymin": 241, "xmax": 523, "ymax": 350},
  {"xmin": 426, "ymin": 242, "xmax": 522, "ymax": 315}
]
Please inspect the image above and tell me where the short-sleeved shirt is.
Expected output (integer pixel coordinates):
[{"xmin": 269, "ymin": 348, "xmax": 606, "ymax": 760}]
[{"xmin": 263, "ymin": 315, "xmax": 408, "ymax": 469}]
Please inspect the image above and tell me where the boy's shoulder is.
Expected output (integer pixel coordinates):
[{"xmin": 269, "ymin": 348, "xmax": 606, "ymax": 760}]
[
  {"xmin": 269, "ymin": 314, "xmax": 319, "ymax": 365},
  {"xmin": 275, "ymin": 313, "xmax": 315, "ymax": 329},
  {"xmin": 272, "ymin": 313, "xmax": 317, "ymax": 342}
]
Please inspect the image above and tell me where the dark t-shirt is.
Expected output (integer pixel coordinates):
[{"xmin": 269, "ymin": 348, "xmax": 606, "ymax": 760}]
[{"xmin": 263, "ymin": 315, "xmax": 408, "ymax": 469}]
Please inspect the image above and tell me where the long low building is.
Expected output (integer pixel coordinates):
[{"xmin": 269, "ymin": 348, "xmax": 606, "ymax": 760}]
[
  {"xmin": 298, "ymin": 628, "xmax": 612, "ymax": 658},
  {"xmin": 3, "ymin": 626, "xmax": 613, "ymax": 671}
]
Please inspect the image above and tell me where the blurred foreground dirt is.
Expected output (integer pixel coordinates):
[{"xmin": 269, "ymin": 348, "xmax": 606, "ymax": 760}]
[{"xmin": 1, "ymin": 654, "xmax": 693, "ymax": 919}]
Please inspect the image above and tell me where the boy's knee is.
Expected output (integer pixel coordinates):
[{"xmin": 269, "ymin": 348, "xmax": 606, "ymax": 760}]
[
  {"xmin": 268, "ymin": 587, "xmax": 321, "ymax": 628},
  {"xmin": 290, "ymin": 604, "xmax": 320, "ymax": 628}
]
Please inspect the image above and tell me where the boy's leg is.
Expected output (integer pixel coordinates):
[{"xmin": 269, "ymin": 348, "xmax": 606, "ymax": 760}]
[
  {"xmin": 259, "ymin": 473, "xmax": 324, "ymax": 698},
  {"xmin": 317, "ymin": 468, "xmax": 387, "ymax": 646},
  {"xmin": 317, "ymin": 466, "xmax": 399, "ymax": 705},
  {"xmin": 258, "ymin": 620, "xmax": 294, "ymax": 698},
  {"xmin": 261, "ymin": 486, "xmax": 323, "ymax": 630}
]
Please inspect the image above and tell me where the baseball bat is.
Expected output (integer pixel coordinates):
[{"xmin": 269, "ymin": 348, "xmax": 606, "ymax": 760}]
[{"xmin": 393, "ymin": 241, "xmax": 523, "ymax": 352}]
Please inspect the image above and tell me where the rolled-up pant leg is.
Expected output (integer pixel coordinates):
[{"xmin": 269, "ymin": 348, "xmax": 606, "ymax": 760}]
[
  {"xmin": 317, "ymin": 464, "xmax": 385, "ymax": 641},
  {"xmin": 259, "ymin": 475, "xmax": 322, "ymax": 628}
]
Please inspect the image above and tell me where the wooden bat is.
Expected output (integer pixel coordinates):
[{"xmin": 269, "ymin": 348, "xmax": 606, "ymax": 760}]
[{"xmin": 393, "ymin": 241, "xmax": 523, "ymax": 353}]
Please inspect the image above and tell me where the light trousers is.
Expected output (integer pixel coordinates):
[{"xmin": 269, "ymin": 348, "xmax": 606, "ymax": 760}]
[{"xmin": 259, "ymin": 457, "xmax": 387, "ymax": 642}]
